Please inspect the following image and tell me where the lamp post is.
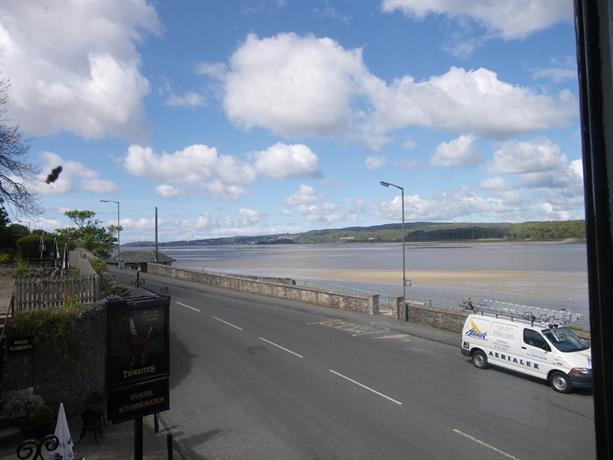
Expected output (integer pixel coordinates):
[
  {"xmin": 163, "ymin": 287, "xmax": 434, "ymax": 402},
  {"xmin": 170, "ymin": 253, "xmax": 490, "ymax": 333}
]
[
  {"xmin": 380, "ymin": 181, "xmax": 408, "ymax": 321},
  {"xmin": 100, "ymin": 200, "xmax": 120, "ymax": 268}
]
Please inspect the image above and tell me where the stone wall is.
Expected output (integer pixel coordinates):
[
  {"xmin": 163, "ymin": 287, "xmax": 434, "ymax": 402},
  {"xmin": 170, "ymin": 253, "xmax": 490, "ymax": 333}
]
[
  {"xmin": 150, "ymin": 264, "xmax": 379, "ymax": 315},
  {"xmin": 2, "ymin": 305, "xmax": 106, "ymax": 415},
  {"xmin": 395, "ymin": 297, "xmax": 468, "ymax": 332}
]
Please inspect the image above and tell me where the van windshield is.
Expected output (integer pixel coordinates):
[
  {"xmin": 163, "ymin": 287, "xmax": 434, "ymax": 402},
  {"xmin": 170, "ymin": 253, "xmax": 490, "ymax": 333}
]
[{"xmin": 542, "ymin": 328, "xmax": 589, "ymax": 353}]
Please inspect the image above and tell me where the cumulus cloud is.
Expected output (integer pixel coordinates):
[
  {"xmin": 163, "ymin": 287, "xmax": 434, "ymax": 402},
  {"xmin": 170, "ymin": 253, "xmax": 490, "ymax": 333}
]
[
  {"xmin": 123, "ymin": 144, "xmax": 256, "ymax": 199},
  {"xmin": 253, "ymin": 143, "xmax": 320, "ymax": 178},
  {"xmin": 165, "ymin": 91, "xmax": 205, "ymax": 108},
  {"xmin": 0, "ymin": 0, "xmax": 160, "ymax": 139},
  {"xmin": 284, "ymin": 185, "xmax": 322, "ymax": 205},
  {"xmin": 401, "ymin": 137, "xmax": 417, "ymax": 150},
  {"xmin": 22, "ymin": 152, "xmax": 118, "ymax": 195},
  {"xmin": 224, "ymin": 33, "xmax": 364, "ymax": 138},
  {"xmin": 431, "ymin": 134, "xmax": 483, "ymax": 167},
  {"xmin": 365, "ymin": 155, "xmax": 387, "ymax": 171},
  {"xmin": 531, "ymin": 56, "xmax": 577, "ymax": 83},
  {"xmin": 381, "ymin": 0, "xmax": 572, "ymax": 40},
  {"xmin": 220, "ymin": 33, "xmax": 575, "ymax": 149},
  {"xmin": 480, "ymin": 177, "xmax": 510, "ymax": 191},
  {"xmin": 123, "ymin": 142, "xmax": 320, "ymax": 199},
  {"xmin": 490, "ymin": 139, "xmax": 568, "ymax": 174}
]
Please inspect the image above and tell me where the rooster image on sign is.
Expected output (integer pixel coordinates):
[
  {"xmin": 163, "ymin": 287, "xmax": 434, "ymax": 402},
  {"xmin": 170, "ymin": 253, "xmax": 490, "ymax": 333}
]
[{"xmin": 122, "ymin": 309, "xmax": 161, "ymax": 368}]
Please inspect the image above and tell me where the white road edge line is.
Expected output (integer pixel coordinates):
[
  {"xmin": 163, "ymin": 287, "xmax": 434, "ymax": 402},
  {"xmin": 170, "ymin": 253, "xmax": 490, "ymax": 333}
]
[
  {"xmin": 176, "ymin": 301, "xmax": 200, "ymax": 312},
  {"xmin": 212, "ymin": 316, "xmax": 243, "ymax": 331},
  {"xmin": 259, "ymin": 337, "xmax": 304, "ymax": 359},
  {"xmin": 453, "ymin": 429, "xmax": 519, "ymax": 460},
  {"xmin": 329, "ymin": 369, "xmax": 403, "ymax": 406}
]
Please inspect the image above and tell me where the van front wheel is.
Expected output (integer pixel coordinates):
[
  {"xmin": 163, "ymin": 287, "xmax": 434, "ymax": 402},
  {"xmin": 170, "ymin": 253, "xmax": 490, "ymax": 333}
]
[
  {"xmin": 471, "ymin": 350, "xmax": 488, "ymax": 369},
  {"xmin": 550, "ymin": 371, "xmax": 572, "ymax": 394}
]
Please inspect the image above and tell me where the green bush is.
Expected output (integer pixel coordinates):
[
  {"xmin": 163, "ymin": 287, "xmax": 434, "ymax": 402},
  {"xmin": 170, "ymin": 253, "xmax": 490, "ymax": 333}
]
[
  {"xmin": 15, "ymin": 259, "xmax": 31, "ymax": 277},
  {"xmin": 108, "ymin": 284, "xmax": 129, "ymax": 296},
  {"xmin": 3, "ymin": 393, "xmax": 44, "ymax": 421},
  {"xmin": 16, "ymin": 234, "xmax": 55, "ymax": 259},
  {"xmin": 8, "ymin": 309, "xmax": 81, "ymax": 364},
  {"xmin": 0, "ymin": 252, "xmax": 12, "ymax": 264},
  {"xmin": 31, "ymin": 404, "xmax": 55, "ymax": 436},
  {"xmin": 90, "ymin": 258, "xmax": 107, "ymax": 274}
]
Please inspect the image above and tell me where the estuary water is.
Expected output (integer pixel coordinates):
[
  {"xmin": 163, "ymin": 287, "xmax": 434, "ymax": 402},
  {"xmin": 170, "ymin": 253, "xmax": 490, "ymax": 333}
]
[{"xmin": 156, "ymin": 241, "xmax": 589, "ymax": 324}]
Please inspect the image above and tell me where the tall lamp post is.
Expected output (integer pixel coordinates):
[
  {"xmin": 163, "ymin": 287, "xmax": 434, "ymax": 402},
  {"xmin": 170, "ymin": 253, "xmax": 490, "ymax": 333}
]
[
  {"xmin": 380, "ymin": 181, "xmax": 408, "ymax": 321},
  {"xmin": 100, "ymin": 200, "xmax": 121, "ymax": 268}
]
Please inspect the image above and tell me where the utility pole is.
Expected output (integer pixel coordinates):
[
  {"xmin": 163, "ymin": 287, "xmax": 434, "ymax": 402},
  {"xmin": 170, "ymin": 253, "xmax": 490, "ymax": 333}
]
[{"xmin": 155, "ymin": 206, "xmax": 159, "ymax": 263}]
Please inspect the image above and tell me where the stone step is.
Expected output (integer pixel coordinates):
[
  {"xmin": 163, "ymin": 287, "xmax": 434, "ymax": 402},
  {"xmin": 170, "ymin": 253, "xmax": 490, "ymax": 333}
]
[{"xmin": 0, "ymin": 426, "xmax": 23, "ymax": 448}]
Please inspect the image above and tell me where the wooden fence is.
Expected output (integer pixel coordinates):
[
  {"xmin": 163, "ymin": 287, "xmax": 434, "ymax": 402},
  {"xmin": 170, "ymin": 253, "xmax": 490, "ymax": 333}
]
[{"xmin": 13, "ymin": 274, "xmax": 98, "ymax": 311}]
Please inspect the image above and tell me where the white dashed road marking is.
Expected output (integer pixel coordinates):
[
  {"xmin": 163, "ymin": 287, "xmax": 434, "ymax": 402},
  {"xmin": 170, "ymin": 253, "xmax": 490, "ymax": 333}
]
[
  {"xmin": 329, "ymin": 369, "xmax": 403, "ymax": 406},
  {"xmin": 453, "ymin": 429, "xmax": 519, "ymax": 460},
  {"xmin": 212, "ymin": 316, "xmax": 243, "ymax": 331},
  {"xmin": 176, "ymin": 301, "xmax": 200, "ymax": 312},
  {"xmin": 259, "ymin": 337, "xmax": 304, "ymax": 359}
]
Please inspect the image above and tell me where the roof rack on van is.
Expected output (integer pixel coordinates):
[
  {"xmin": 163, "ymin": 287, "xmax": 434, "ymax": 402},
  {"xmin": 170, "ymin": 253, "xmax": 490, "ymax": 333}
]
[{"xmin": 461, "ymin": 298, "xmax": 582, "ymax": 326}]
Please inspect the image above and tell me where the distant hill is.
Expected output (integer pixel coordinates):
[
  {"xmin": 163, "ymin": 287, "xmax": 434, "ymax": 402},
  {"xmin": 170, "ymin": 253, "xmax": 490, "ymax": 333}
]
[{"xmin": 123, "ymin": 220, "xmax": 586, "ymax": 247}]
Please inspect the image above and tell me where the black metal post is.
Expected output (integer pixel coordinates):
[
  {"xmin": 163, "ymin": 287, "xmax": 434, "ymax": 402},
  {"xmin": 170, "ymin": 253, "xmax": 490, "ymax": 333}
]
[
  {"xmin": 134, "ymin": 416, "xmax": 143, "ymax": 460},
  {"xmin": 155, "ymin": 207, "xmax": 159, "ymax": 263},
  {"xmin": 154, "ymin": 413, "xmax": 159, "ymax": 433},
  {"xmin": 166, "ymin": 433, "xmax": 173, "ymax": 460}
]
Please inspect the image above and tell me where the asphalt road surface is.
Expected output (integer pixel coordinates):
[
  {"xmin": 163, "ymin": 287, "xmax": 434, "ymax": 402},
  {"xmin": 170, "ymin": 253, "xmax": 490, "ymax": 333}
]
[{"xmin": 113, "ymin": 269, "xmax": 595, "ymax": 460}]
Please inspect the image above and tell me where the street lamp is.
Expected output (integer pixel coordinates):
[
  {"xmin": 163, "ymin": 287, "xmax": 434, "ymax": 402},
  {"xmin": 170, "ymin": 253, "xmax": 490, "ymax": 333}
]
[
  {"xmin": 100, "ymin": 200, "xmax": 121, "ymax": 267},
  {"xmin": 380, "ymin": 180, "xmax": 408, "ymax": 321}
]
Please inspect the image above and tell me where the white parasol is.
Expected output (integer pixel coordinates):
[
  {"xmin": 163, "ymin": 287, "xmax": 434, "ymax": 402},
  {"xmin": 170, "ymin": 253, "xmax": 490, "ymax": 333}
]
[{"xmin": 53, "ymin": 403, "xmax": 74, "ymax": 459}]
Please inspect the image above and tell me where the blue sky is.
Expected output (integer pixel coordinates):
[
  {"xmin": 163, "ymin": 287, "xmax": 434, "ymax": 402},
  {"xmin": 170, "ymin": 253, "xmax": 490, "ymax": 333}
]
[{"xmin": 0, "ymin": 0, "xmax": 583, "ymax": 242}]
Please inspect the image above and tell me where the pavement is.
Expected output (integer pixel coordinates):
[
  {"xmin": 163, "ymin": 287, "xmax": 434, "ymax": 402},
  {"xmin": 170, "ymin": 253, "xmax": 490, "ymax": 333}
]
[
  {"xmin": 0, "ymin": 414, "xmax": 172, "ymax": 459},
  {"xmin": 111, "ymin": 267, "xmax": 596, "ymax": 460}
]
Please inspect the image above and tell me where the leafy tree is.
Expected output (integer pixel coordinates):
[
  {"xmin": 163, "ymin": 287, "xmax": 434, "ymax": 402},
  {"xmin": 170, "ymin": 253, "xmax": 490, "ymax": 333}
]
[
  {"xmin": 58, "ymin": 209, "xmax": 119, "ymax": 258},
  {"xmin": 0, "ymin": 78, "xmax": 38, "ymax": 215}
]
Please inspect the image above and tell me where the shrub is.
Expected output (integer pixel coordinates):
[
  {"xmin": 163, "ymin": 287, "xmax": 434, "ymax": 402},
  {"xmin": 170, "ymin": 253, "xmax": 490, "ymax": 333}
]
[
  {"xmin": 63, "ymin": 297, "xmax": 82, "ymax": 312},
  {"xmin": 3, "ymin": 393, "xmax": 44, "ymax": 421},
  {"xmin": 16, "ymin": 234, "xmax": 55, "ymax": 259},
  {"xmin": 31, "ymin": 404, "xmax": 55, "ymax": 437},
  {"xmin": 0, "ymin": 252, "xmax": 12, "ymax": 264},
  {"xmin": 90, "ymin": 258, "xmax": 106, "ymax": 275},
  {"xmin": 108, "ymin": 284, "xmax": 129, "ymax": 296},
  {"xmin": 15, "ymin": 259, "xmax": 31, "ymax": 277}
]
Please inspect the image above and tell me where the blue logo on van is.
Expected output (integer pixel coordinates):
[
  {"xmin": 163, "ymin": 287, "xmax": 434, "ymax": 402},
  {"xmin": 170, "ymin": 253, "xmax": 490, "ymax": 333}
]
[{"xmin": 465, "ymin": 320, "xmax": 487, "ymax": 340}]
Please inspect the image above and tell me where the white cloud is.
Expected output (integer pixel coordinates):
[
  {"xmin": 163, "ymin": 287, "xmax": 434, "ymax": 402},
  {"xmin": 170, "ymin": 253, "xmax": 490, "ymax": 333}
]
[
  {"xmin": 165, "ymin": 91, "xmax": 205, "ymax": 108},
  {"xmin": 0, "ymin": 0, "xmax": 160, "ymax": 139},
  {"xmin": 381, "ymin": 0, "xmax": 572, "ymax": 40},
  {"xmin": 531, "ymin": 56, "xmax": 577, "ymax": 83},
  {"xmin": 123, "ymin": 144, "xmax": 256, "ymax": 197},
  {"xmin": 238, "ymin": 208, "xmax": 264, "ymax": 225},
  {"xmin": 195, "ymin": 62, "xmax": 227, "ymax": 79},
  {"xmin": 220, "ymin": 33, "xmax": 575, "ymax": 149},
  {"xmin": 365, "ymin": 155, "xmax": 387, "ymax": 171},
  {"xmin": 490, "ymin": 139, "xmax": 567, "ymax": 174},
  {"xmin": 124, "ymin": 142, "xmax": 320, "ymax": 199},
  {"xmin": 155, "ymin": 184, "xmax": 181, "ymax": 198},
  {"xmin": 224, "ymin": 33, "xmax": 364, "ymax": 138},
  {"xmin": 431, "ymin": 134, "xmax": 483, "ymax": 167},
  {"xmin": 253, "ymin": 143, "xmax": 320, "ymax": 178},
  {"xmin": 284, "ymin": 185, "xmax": 321, "ymax": 205},
  {"xmin": 23, "ymin": 152, "xmax": 118, "ymax": 195},
  {"xmin": 480, "ymin": 177, "xmax": 509, "ymax": 191}
]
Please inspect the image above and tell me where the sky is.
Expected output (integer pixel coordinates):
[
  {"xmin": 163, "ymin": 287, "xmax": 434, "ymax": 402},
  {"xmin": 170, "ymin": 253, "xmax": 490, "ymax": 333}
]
[{"xmin": 0, "ymin": 0, "xmax": 584, "ymax": 243}]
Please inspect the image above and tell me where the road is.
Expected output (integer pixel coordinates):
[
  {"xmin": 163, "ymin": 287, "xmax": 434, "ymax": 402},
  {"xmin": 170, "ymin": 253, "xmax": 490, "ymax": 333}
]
[{"xmin": 113, "ymin": 269, "xmax": 595, "ymax": 460}]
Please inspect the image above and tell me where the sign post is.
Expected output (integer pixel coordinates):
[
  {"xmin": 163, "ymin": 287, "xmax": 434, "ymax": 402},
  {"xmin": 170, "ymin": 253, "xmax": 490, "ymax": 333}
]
[{"xmin": 105, "ymin": 294, "xmax": 170, "ymax": 460}]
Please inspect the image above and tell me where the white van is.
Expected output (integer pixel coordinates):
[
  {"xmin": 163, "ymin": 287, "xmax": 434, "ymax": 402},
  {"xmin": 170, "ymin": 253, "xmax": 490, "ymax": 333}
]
[{"xmin": 461, "ymin": 312, "xmax": 592, "ymax": 393}]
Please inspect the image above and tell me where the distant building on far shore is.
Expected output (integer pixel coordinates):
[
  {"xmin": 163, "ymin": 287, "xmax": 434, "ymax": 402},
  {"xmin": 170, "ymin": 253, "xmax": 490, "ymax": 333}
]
[{"xmin": 106, "ymin": 250, "xmax": 175, "ymax": 272}]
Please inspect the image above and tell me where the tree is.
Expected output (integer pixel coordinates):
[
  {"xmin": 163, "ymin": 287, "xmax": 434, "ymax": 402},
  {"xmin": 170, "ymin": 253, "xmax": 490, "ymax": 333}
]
[
  {"xmin": 0, "ymin": 78, "xmax": 38, "ymax": 215},
  {"xmin": 58, "ymin": 209, "xmax": 119, "ymax": 258}
]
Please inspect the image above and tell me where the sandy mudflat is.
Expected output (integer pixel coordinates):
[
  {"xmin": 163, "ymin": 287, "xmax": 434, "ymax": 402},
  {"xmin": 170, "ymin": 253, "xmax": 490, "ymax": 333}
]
[{"xmin": 306, "ymin": 269, "xmax": 585, "ymax": 286}]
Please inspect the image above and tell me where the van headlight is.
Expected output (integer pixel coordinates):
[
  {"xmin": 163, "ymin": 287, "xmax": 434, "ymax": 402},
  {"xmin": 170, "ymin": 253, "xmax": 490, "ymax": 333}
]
[{"xmin": 570, "ymin": 368, "xmax": 592, "ymax": 376}]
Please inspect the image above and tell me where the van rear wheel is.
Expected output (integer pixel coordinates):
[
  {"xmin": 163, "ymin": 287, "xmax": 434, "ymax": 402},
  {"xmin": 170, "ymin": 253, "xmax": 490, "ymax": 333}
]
[
  {"xmin": 471, "ymin": 350, "xmax": 488, "ymax": 369},
  {"xmin": 550, "ymin": 371, "xmax": 572, "ymax": 394}
]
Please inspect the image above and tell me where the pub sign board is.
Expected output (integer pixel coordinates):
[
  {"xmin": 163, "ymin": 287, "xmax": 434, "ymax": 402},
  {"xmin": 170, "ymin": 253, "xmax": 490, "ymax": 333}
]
[
  {"xmin": 106, "ymin": 294, "xmax": 170, "ymax": 423},
  {"xmin": 107, "ymin": 377, "xmax": 170, "ymax": 423},
  {"xmin": 7, "ymin": 336, "xmax": 33, "ymax": 353},
  {"xmin": 106, "ymin": 294, "xmax": 170, "ymax": 389}
]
